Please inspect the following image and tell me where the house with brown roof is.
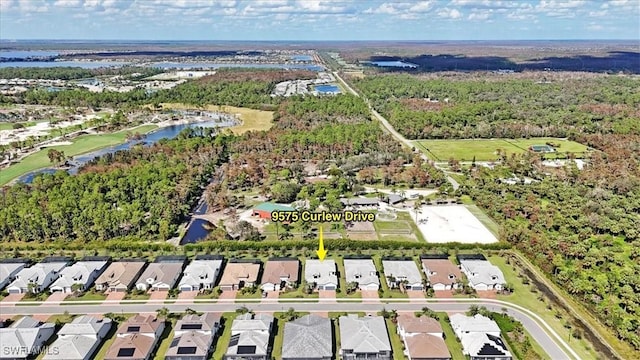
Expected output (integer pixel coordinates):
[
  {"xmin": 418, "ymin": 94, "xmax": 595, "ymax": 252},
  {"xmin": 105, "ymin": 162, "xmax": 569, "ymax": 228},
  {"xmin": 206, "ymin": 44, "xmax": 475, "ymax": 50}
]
[
  {"xmin": 95, "ymin": 260, "xmax": 146, "ymax": 292},
  {"xmin": 219, "ymin": 260, "xmax": 261, "ymax": 291},
  {"xmin": 165, "ymin": 313, "xmax": 220, "ymax": 360},
  {"xmin": 421, "ymin": 256, "xmax": 463, "ymax": 291},
  {"xmin": 260, "ymin": 258, "xmax": 299, "ymax": 292},
  {"xmin": 104, "ymin": 315, "xmax": 165, "ymax": 360},
  {"xmin": 397, "ymin": 314, "xmax": 451, "ymax": 360}
]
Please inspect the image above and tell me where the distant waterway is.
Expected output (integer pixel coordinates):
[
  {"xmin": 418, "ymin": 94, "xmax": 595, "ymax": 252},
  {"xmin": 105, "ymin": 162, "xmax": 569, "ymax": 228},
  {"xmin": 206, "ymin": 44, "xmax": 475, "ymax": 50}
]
[
  {"xmin": 0, "ymin": 60, "xmax": 130, "ymax": 68},
  {"xmin": 370, "ymin": 60, "xmax": 418, "ymax": 68},
  {"xmin": 18, "ymin": 117, "xmax": 236, "ymax": 184},
  {"xmin": 0, "ymin": 50, "xmax": 60, "ymax": 59}
]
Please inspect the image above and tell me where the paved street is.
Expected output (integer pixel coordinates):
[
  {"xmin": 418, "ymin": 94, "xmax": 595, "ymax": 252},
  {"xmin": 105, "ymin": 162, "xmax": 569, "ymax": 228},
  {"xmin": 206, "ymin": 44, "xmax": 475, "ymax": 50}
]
[{"xmin": 1, "ymin": 298, "xmax": 576, "ymax": 360}]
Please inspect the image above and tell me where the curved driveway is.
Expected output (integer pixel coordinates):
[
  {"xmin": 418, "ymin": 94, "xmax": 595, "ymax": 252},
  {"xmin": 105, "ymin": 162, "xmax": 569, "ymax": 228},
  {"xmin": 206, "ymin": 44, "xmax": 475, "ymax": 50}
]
[{"xmin": 1, "ymin": 297, "xmax": 577, "ymax": 360}]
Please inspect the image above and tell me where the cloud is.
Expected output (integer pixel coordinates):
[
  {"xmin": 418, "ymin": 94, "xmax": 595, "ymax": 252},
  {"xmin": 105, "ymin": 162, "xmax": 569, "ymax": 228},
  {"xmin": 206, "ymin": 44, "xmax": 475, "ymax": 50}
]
[
  {"xmin": 468, "ymin": 11, "xmax": 491, "ymax": 20},
  {"xmin": 438, "ymin": 8, "xmax": 462, "ymax": 19}
]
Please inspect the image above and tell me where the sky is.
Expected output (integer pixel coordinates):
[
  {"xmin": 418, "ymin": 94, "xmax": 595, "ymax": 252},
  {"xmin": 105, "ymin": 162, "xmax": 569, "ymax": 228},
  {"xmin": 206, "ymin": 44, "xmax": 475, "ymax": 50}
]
[{"xmin": 0, "ymin": 0, "xmax": 639, "ymax": 40}]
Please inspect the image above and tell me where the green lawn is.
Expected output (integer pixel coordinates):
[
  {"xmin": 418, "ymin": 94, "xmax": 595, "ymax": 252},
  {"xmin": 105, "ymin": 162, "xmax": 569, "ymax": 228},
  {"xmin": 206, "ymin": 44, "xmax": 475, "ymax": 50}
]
[
  {"xmin": 437, "ymin": 313, "xmax": 465, "ymax": 360},
  {"xmin": 0, "ymin": 123, "xmax": 14, "ymax": 130},
  {"xmin": 123, "ymin": 292, "xmax": 151, "ymax": 301},
  {"xmin": 63, "ymin": 291, "xmax": 107, "ymax": 302},
  {"xmin": 465, "ymin": 204, "xmax": 500, "ymax": 237},
  {"xmin": 0, "ymin": 124, "xmax": 157, "ymax": 185},
  {"xmin": 386, "ymin": 319, "xmax": 406, "ymax": 360},
  {"xmin": 414, "ymin": 138, "xmax": 589, "ymax": 162},
  {"xmin": 490, "ymin": 255, "xmax": 599, "ymax": 360},
  {"xmin": 374, "ymin": 220, "xmax": 411, "ymax": 232},
  {"xmin": 211, "ymin": 313, "xmax": 238, "ymax": 360}
]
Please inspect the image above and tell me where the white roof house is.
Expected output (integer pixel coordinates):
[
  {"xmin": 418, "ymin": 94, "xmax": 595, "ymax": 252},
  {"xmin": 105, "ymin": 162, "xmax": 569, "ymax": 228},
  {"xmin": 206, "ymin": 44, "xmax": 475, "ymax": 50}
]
[
  {"xmin": 343, "ymin": 259, "xmax": 379, "ymax": 291},
  {"xmin": 49, "ymin": 260, "xmax": 108, "ymax": 293},
  {"xmin": 459, "ymin": 260, "xmax": 506, "ymax": 291},
  {"xmin": 7, "ymin": 261, "xmax": 68, "ymax": 294},
  {"xmin": 225, "ymin": 313, "xmax": 274, "ymax": 360},
  {"xmin": 0, "ymin": 260, "xmax": 28, "ymax": 291},
  {"xmin": 382, "ymin": 260, "xmax": 424, "ymax": 291},
  {"xmin": 43, "ymin": 316, "xmax": 112, "ymax": 360},
  {"xmin": 449, "ymin": 314, "xmax": 511, "ymax": 360},
  {"xmin": 178, "ymin": 259, "xmax": 223, "ymax": 292},
  {"xmin": 282, "ymin": 315, "xmax": 332, "ymax": 360},
  {"xmin": 339, "ymin": 315, "xmax": 391, "ymax": 360},
  {"xmin": 304, "ymin": 260, "xmax": 338, "ymax": 291},
  {"xmin": 0, "ymin": 316, "xmax": 56, "ymax": 359}
]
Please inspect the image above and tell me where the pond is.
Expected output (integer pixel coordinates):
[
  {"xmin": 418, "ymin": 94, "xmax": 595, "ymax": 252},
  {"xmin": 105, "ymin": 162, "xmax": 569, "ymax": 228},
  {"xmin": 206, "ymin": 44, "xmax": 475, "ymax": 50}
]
[
  {"xmin": 370, "ymin": 61, "xmax": 418, "ymax": 68},
  {"xmin": 0, "ymin": 61, "xmax": 131, "ymax": 68},
  {"xmin": 315, "ymin": 84, "xmax": 341, "ymax": 94},
  {"xmin": 180, "ymin": 218, "xmax": 213, "ymax": 245},
  {"xmin": 18, "ymin": 116, "xmax": 237, "ymax": 184}
]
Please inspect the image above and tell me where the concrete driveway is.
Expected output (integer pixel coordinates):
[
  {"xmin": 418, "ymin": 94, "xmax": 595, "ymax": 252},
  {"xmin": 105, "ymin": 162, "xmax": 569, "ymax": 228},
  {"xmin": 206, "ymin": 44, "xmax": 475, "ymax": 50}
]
[
  {"xmin": 361, "ymin": 290, "xmax": 379, "ymax": 303},
  {"xmin": 1, "ymin": 293, "xmax": 25, "ymax": 305},
  {"xmin": 44, "ymin": 292, "xmax": 69, "ymax": 304},
  {"xmin": 218, "ymin": 290, "xmax": 237, "ymax": 300},
  {"xmin": 105, "ymin": 291, "xmax": 126, "ymax": 301},
  {"xmin": 148, "ymin": 290, "xmax": 168, "ymax": 301},
  {"xmin": 178, "ymin": 291, "xmax": 198, "ymax": 300}
]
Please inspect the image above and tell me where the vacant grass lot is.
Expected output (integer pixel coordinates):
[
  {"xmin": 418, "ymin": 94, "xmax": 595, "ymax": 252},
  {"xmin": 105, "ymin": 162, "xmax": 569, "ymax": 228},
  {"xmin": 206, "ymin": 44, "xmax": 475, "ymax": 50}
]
[
  {"xmin": 414, "ymin": 138, "xmax": 589, "ymax": 161},
  {"xmin": 161, "ymin": 103, "xmax": 273, "ymax": 134},
  {"xmin": 0, "ymin": 124, "xmax": 157, "ymax": 185}
]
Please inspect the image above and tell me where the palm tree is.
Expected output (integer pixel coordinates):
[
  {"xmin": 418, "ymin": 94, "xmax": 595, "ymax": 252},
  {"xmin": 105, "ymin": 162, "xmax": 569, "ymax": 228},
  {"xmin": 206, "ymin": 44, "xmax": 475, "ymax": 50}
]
[
  {"xmin": 413, "ymin": 200, "xmax": 422, "ymax": 223},
  {"xmin": 156, "ymin": 307, "xmax": 170, "ymax": 320}
]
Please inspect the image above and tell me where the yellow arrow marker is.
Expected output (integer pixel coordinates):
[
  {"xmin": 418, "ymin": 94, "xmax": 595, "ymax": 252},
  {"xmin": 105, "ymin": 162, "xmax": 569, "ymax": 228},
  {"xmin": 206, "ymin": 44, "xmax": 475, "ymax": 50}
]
[{"xmin": 316, "ymin": 226, "xmax": 327, "ymax": 261}]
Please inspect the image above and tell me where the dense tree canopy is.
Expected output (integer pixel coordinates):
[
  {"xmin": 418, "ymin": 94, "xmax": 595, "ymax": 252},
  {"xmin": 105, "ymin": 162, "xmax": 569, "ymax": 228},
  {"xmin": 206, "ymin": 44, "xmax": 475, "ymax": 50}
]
[{"xmin": 351, "ymin": 73, "xmax": 640, "ymax": 139}]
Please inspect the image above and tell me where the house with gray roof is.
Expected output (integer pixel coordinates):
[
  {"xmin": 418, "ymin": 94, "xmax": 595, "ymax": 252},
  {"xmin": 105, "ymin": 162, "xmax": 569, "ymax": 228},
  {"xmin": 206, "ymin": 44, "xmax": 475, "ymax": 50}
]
[
  {"xmin": 49, "ymin": 260, "xmax": 109, "ymax": 293},
  {"xmin": 449, "ymin": 314, "xmax": 511, "ymax": 360},
  {"xmin": 459, "ymin": 259, "xmax": 505, "ymax": 291},
  {"xmin": 224, "ymin": 313, "xmax": 274, "ymax": 360},
  {"xmin": 344, "ymin": 258, "xmax": 379, "ymax": 291},
  {"xmin": 0, "ymin": 259, "xmax": 28, "ymax": 291},
  {"xmin": 0, "ymin": 316, "xmax": 56, "ymax": 359},
  {"xmin": 178, "ymin": 257, "xmax": 223, "ymax": 292},
  {"xmin": 282, "ymin": 314, "xmax": 332, "ymax": 360},
  {"xmin": 6, "ymin": 260, "xmax": 68, "ymax": 294},
  {"xmin": 340, "ymin": 197, "xmax": 379, "ymax": 207},
  {"xmin": 382, "ymin": 260, "xmax": 424, "ymax": 291},
  {"xmin": 304, "ymin": 260, "xmax": 338, "ymax": 291},
  {"xmin": 43, "ymin": 315, "xmax": 112, "ymax": 360},
  {"xmin": 339, "ymin": 314, "xmax": 391, "ymax": 360},
  {"xmin": 135, "ymin": 258, "xmax": 185, "ymax": 291},
  {"xmin": 165, "ymin": 313, "xmax": 220, "ymax": 360}
]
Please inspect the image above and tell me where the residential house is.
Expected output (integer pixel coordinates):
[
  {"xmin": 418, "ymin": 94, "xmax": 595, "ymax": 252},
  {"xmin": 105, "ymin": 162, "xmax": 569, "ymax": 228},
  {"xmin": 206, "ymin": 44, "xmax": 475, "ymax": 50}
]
[
  {"xmin": 458, "ymin": 258, "xmax": 505, "ymax": 291},
  {"xmin": 43, "ymin": 315, "xmax": 112, "ymax": 360},
  {"xmin": 449, "ymin": 314, "xmax": 512, "ymax": 360},
  {"xmin": 382, "ymin": 259, "xmax": 424, "ymax": 291},
  {"xmin": 252, "ymin": 202, "xmax": 295, "ymax": 220},
  {"xmin": 49, "ymin": 258, "xmax": 109, "ymax": 293},
  {"xmin": 260, "ymin": 258, "xmax": 299, "ymax": 292},
  {"xmin": 94, "ymin": 260, "xmax": 146, "ymax": 292},
  {"xmin": 339, "ymin": 314, "xmax": 391, "ymax": 360},
  {"xmin": 224, "ymin": 313, "xmax": 274, "ymax": 360},
  {"xmin": 104, "ymin": 315, "xmax": 165, "ymax": 360},
  {"xmin": 165, "ymin": 313, "xmax": 220, "ymax": 360},
  {"xmin": 282, "ymin": 314, "xmax": 332, "ymax": 360},
  {"xmin": 343, "ymin": 258, "xmax": 379, "ymax": 291},
  {"xmin": 218, "ymin": 260, "xmax": 261, "ymax": 291},
  {"xmin": 304, "ymin": 260, "xmax": 337, "ymax": 291},
  {"xmin": 178, "ymin": 255, "xmax": 223, "ymax": 292},
  {"xmin": 0, "ymin": 316, "xmax": 56, "ymax": 359},
  {"xmin": 0, "ymin": 259, "xmax": 28, "ymax": 291},
  {"xmin": 397, "ymin": 314, "xmax": 450, "ymax": 360},
  {"xmin": 421, "ymin": 256, "xmax": 462, "ymax": 291},
  {"xmin": 6, "ymin": 257, "xmax": 70, "ymax": 294},
  {"xmin": 135, "ymin": 256, "xmax": 186, "ymax": 291},
  {"xmin": 383, "ymin": 194, "xmax": 404, "ymax": 205}
]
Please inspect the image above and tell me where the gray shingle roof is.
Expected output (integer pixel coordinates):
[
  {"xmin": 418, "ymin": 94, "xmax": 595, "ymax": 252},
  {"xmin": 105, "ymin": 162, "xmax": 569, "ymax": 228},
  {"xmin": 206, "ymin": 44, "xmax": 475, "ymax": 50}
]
[
  {"xmin": 339, "ymin": 315, "xmax": 391, "ymax": 354},
  {"xmin": 344, "ymin": 259, "xmax": 379, "ymax": 286},
  {"xmin": 282, "ymin": 315, "xmax": 332, "ymax": 359},
  {"xmin": 459, "ymin": 260, "xmax": 505, "ymax": 287}
]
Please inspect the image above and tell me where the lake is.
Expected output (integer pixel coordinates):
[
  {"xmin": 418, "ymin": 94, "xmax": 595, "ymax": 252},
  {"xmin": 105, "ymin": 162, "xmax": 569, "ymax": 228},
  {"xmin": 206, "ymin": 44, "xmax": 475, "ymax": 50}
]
[
  {"xmin": 0, "ymin": 50, "xmax": 59, "ymax": 59},
  {"xmin": 371, "ymin": 61, "xmax": 418, "ymax": 68},
  {"xmin": 291, "ymin": 55, "xmax": 313, "ymax": 61},
  {"xmin": 0, "ymin": 61, "xmax": 130, "ymax": 68},
  {"xmin": 18, "ymin": 117, "xmax": 237, "ymax": 184}
]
